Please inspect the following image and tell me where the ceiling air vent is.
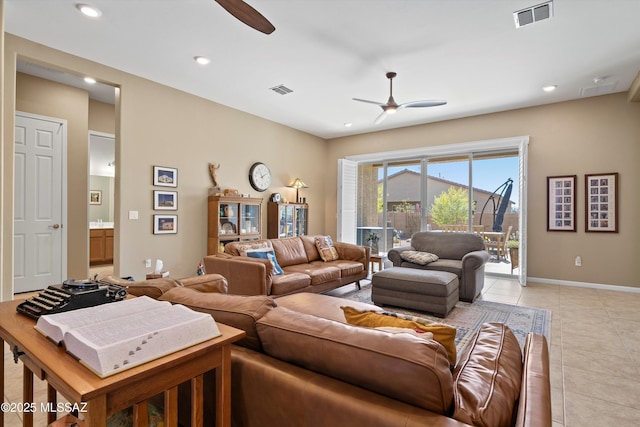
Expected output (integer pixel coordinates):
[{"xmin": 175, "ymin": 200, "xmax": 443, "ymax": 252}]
[
  {"xmin": 514, "ymin": 1, "xmax": 553, "ymax": 28},
  {"xmin": 579, "ymin": 79, "xmax": 618, "ymax": 98},
  {"xmin": 269, "ymin": 84, "xmax": 293, "ymax": 95}
]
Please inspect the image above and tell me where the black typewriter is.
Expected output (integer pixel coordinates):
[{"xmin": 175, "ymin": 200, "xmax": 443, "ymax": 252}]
[{"xmin": 16, "ymin": 279, "xmax": 128, "ymax": 320}]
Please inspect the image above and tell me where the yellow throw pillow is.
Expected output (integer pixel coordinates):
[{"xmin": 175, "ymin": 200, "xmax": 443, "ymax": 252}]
[{"xmin": 341, "ymin": 306, "xmax": 457, "ymax": 366}]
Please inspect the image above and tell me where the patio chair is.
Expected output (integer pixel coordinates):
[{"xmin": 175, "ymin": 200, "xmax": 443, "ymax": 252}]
[{"xmin": 483, "ymin": 225, "xmax": 512, "ymax": 260}]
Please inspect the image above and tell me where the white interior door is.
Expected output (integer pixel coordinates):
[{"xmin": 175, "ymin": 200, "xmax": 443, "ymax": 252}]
[{"xmin": 14, "ymin": 112, "xmax": 67, "ymax": 293}]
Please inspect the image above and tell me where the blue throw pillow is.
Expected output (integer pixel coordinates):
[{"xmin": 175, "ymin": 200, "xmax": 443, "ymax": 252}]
[{"xmin": 246, "ymin": 249, "xmax": 284, "ymax": 275}]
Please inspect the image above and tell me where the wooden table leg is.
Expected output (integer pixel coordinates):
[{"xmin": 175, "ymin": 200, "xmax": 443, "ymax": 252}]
[
  {"xmin": 47, "ymin": 384, "xmax": 57, "ymax": 424},
  {"xmin": 84, "ymin": 394, "xmax": 107, "ymax": 427},
  {"xmin": 215, "ymin": 345, "xmax": 232, "ymax": 427},
  {"xmin": 22, "ymin": 365, "xmax": 33, "ymax": 427}
]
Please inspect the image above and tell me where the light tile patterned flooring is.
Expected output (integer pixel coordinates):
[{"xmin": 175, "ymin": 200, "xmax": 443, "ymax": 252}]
[
  {"xmin": 3, "ymin": 277, "xmax": 640, "ymax": 426},
  {"xmin": 481, "ymin": 277, "xmax": 640, "ymax": 427}
]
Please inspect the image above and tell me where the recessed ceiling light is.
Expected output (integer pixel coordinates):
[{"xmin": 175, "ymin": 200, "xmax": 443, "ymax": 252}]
[
  {"xmin": 543, "ymin": 85, "xmax": 557, "ymax": 92},
  {"xmin": 194, "ymin": 56, "xmax": 211, "ymax": 65},
  {"xmin": 84, "ymin": 77, "xmax": 96, "ymax": 84},
  {"xmin": 76, "ymin": 4, "xmax": 102, "ymax": 18},
  {"xmin": 344, "ymin": 123, "xmax": 352, "ymax": 128}
]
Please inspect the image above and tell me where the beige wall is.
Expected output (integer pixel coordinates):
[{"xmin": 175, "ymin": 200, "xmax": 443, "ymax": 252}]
[
  {"xmin": 327, "ymin": 94, "xmax": 640, "ymax": 289},
  {"xmin": 89, "ymin": 99, "xmax": 115, "ymax": 134},
  {"xmin": 2, "ymin": 34, "xmax": 325, "ymax": 298}
]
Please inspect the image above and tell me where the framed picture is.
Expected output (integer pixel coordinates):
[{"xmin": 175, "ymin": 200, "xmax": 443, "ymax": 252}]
[
  {"xmin": 153, "ymin": 190, "xmax": 178, "ymax": 210},
  {"xmin": 153, "ymin": 166, "xmax": 178, "ymax": 187},
  {"xmin": 547, "ymin": 175, "xmax": 576, "ymax": 232},
  {"xmin": 89, "ymin": 190, "xmax": 102, "ymax": 205},
  {"xmin": 585, "ymin": 172, "xmax": 618, "ymax": 233},
  {"xmin": 153, "ymin": 214, "xmax": 177, "ymax": 234}
]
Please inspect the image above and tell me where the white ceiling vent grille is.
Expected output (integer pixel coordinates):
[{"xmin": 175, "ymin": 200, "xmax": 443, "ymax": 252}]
[
  {"xmin": 514, "ymin": 1, "xmax": 553, "ymax": 28},
  {"xmin": 579, "ymin": 81, "xmax": 618, "ymax": 98},
  {"xmin": 270, "ymin": 84, "xmax": 293, "ymax": 95}
]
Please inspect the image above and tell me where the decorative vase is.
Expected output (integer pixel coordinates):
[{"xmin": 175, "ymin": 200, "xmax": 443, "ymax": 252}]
[{"xmin": 371, "ymin": 242, "xmax": 379, "ymax": 255}]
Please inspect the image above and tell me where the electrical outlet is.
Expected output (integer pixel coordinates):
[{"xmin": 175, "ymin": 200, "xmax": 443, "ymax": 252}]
[
  {"xmin": 145, "ymin": 259, "xmax": 152, "ymax": 268},
  {"xmin": 575, "ymin": 256, "xmax": 582, "ymax": 267}
]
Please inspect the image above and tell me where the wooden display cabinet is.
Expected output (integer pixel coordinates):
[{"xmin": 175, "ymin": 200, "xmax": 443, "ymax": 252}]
[
  {"xmin": 208, "ymin": 195, "xmax": 263, "ymax": 255},
  {"xmin": 267, "ymin": 202, "xmax": 308, "ymax": 239}
]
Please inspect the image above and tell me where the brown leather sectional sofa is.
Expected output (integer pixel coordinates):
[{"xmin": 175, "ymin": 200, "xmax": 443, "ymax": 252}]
[
  {"xmin": 203, "ymin": 236, "xmax": 370, "ymax": 296},
  {"xmin": 155, "ymin": 286, "xmax": 552, "ymax": 427}
]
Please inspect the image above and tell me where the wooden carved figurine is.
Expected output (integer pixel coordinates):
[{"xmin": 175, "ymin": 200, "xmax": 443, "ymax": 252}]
[{"xmin": 209, "ymin": 163, "xmax": 220, "ymax": 188}]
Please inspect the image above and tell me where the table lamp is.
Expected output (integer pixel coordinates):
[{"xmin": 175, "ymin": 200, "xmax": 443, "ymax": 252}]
[{"xmin": 287, "ymin": 178, "xmax": 308, "ymax": 203}]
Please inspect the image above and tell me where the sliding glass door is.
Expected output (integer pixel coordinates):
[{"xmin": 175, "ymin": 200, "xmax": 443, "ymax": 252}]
[
  {"xmin": 349, "ymin": 147, "xmax": 521, "ymax": 278},
  {"xmin": 472, "ymin": 153, "xmax": 520, "ymax": 275}
]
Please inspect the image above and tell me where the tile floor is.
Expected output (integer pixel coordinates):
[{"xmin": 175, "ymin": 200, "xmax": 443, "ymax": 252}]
[
  {"xmin": 480, "ymin": 277, "xmax": 640, "ymax": 427},
  {"xmin": 3, "ymin": 277, "xmax": 640, "ymax": 426}
]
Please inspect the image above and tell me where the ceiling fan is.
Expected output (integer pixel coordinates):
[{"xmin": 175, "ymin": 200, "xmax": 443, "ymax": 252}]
[
  {"xmin": 214, "ymin": 0, "xmax": 275, "ymax": 34},
  {"xmin": 353, "ymin": 72, "xmax": 447, "ymax": 124}
]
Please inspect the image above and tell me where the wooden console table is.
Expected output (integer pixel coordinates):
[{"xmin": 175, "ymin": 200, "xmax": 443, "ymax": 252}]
[{"xmin": 0, "ymin": 299, "xmax": 245, "ymax": 427}]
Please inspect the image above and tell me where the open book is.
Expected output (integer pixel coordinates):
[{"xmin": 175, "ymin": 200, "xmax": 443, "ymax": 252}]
[{"xmin": 35, "ymin": 296, "xmax": 221, "ymax": 378}]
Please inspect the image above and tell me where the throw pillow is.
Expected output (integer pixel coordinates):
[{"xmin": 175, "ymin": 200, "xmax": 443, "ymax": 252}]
[
  {"xmin": 341, "ymin": 306, "xmax": 457, "ymax": 366},
  {"xmin": 399, "ymin": 250, "xmax": 439, "ymax": 265},
  {"xmin": 237, "ymin": 241, "xmax": 270, "ymax": 257},
  {"xmin": 314, "ymin": 235, "xmax": 340, "ymax": 262},
  {"xmin": 246, "ymin": 249, "xmax": 284, "ymax": 275}
]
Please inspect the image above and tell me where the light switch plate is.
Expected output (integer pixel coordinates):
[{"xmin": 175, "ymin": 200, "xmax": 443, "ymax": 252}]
[{"xmin": 129, "ymin": 210, "xmax": 139, "ymax": 220}]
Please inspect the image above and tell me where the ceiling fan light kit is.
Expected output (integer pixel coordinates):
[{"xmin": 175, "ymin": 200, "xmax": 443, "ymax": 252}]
[{"xmin": 353, "ymin": 72, "xmax": 447, "ymax": 124}]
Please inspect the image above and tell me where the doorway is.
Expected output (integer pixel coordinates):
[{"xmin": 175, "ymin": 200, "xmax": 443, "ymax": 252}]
[
  {"xmin": 89, "ymin": 131, "xmax": 115, "ymax": 278},
  {"xmin": 13, "ymin": 59, "xmax": 118, "ymax": 293},
  {"xmin": 14, "ymin": 112, "xmax": 67, "ymax": 293}
]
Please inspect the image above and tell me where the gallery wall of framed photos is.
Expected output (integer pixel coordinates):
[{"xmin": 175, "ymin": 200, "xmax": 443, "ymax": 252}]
[
  {"xmin": 547, "ymin": 172, "xmax": 618, "ymax": 233},
  {"xmin": 152, "ymin": 166, "xmax": 178, "ymax": 234}
]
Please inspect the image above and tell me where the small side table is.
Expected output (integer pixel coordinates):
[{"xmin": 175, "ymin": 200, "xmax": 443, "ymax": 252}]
[
  {"xmin": 370, "ymin": 254, "xmax": 387, "ymax": 274},
  {"xmin": 0, "ymin": 299, "xmax": 245, "ymax": 427}
]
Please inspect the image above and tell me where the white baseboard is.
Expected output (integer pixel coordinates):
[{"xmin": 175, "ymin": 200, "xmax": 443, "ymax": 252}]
[{"xmin": 527, "ymin": 277, "xmax": 640, "ymax": 294}]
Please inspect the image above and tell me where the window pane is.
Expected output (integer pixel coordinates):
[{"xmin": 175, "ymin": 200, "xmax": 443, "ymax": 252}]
[
  {"xmin": 426, "ymin": 158, "xmax": 470, "ymax": 231},
  {"xmin": 386, "ymin": 161, "xmax": 421, "ymax": 246},
  {"xmin": 473, "ymin": 153, "xmax": 519, "ymax": 276}
]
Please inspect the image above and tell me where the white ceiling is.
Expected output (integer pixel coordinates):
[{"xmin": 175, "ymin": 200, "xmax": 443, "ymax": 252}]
[{"xmin": 6, "ymin": 0, "xmax": 640, "ymax": 139}]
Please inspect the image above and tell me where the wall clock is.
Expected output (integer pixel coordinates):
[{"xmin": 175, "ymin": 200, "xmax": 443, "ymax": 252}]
[{"xmin": 249, "ymin": 162, "xmax": 271, "ymax": 192}]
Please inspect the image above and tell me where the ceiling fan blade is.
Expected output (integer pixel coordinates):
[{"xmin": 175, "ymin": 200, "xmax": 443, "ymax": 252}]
[
  {"xmin": 398, "ymin": 100, "xmax": 447, "ymax": 109},
  {"xmin": 353, "ymin": 98, "xmax": 386, "ymax": 107},
  {"xmin": 374, "ymin": 111, "xmax": 388, "ymax": 125},
  {"xmin": 214, "ymin": 0, "xmax": 275, "ymax": 34}
]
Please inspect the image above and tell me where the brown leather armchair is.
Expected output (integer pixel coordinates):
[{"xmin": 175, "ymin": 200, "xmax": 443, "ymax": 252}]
[{"xmin": 102, "ymin": 273, "xmax": 228, "ymax": 299}]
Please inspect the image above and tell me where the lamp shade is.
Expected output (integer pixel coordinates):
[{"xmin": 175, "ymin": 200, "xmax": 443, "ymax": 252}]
[
  {"xmin": 287, "ymin": 178, "xmax": 308, "ymax": 203},
  {"xmin": 287, "ymin": 178, "xmax": 308, "ymax": 189}
]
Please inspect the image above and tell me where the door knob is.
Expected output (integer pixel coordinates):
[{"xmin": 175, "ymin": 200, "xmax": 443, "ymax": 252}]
[{"xmin": 51, "ymin": 224, "xmax": 61, "ymax": 229}]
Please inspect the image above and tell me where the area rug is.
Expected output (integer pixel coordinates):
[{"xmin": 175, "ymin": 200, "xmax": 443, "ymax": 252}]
[{"xmin": 334, "ymin": 283, "xmax": 551, "ymax": 356}]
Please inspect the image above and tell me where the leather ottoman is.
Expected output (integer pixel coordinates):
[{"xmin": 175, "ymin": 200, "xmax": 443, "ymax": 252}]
[{"xmin": 371, "ymin": 267, "xmax": 459, "ymax": 317}]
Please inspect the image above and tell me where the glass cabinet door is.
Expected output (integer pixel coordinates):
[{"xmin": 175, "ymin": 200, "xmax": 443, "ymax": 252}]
[
  {"xmin": 241, "ymin": 204, "xmax": 260, "ymax": 235},
  {"xmin": 295, "ymin": 206, "xmax": 307, "ymax": 236},
  {"xmin": 219, "ymin": 203, "xmax": 238, "ymax": 236},
  {"xmin": 280, "ymin": 205, "xmax": 294, "ymax": 237}
]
